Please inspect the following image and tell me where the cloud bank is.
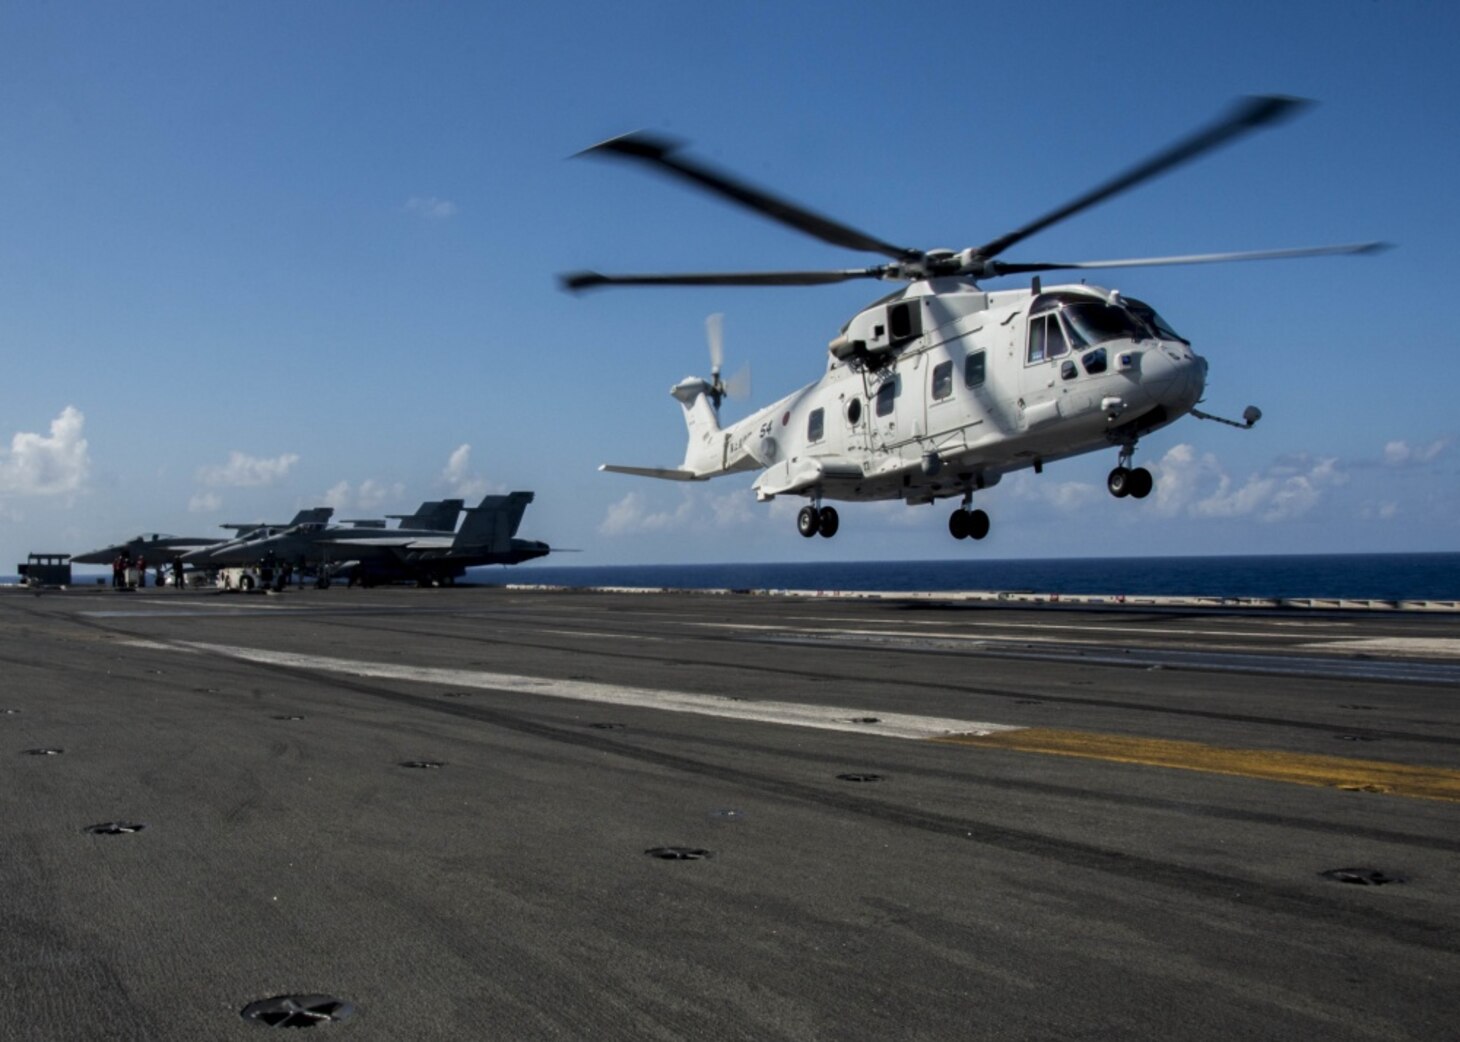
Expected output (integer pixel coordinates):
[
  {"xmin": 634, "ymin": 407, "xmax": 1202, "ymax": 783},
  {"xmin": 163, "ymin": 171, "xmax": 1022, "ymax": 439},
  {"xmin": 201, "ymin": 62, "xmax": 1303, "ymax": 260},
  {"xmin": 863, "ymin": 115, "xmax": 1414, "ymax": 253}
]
[
  {"xmin": 0, "ymin": 406, "xmax": 90, "ymax": 498},
  {"xmin": 196, "ymin": 451, "xmax": 300, "ymax": 488}
]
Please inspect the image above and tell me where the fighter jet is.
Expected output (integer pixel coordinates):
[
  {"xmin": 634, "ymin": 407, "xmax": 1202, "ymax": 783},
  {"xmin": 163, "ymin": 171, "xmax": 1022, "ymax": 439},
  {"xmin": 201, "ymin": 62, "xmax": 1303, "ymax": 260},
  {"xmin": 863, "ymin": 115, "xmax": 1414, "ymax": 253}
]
[
  {"xmin": 231, "ymin": 492, "xmax": 550, "ymax": 586},
  {"xmin": 72, "ymin": 509, "xmax": 336, "ymax": 566},
  {"xmin": 183, "ymin": 500, "xmax": 462, "ymax": 570}
]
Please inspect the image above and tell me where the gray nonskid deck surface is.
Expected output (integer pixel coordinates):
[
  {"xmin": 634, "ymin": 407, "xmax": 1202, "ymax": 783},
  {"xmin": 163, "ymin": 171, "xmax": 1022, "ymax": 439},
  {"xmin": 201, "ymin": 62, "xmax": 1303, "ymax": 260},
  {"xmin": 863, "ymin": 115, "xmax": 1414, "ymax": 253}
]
[{"xmin": 3, "ymin": 585, "xmax": 1458, "ymax": 1040}]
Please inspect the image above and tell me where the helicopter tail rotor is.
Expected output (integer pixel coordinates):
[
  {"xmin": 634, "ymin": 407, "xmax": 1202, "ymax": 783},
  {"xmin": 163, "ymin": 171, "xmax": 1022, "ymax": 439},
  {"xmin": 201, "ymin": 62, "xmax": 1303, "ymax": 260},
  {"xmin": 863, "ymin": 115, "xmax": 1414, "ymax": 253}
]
[{"xmin": 704, "ymin": 312, "xmax": 750, "ymax": 409}]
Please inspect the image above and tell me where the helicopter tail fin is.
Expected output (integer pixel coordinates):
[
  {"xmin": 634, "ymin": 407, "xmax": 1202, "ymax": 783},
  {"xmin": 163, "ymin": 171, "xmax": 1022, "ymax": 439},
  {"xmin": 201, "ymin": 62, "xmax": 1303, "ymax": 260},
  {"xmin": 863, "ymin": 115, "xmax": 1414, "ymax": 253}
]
[
  {"xmin": 600, "ymin": 377, "xmax": 723, "ymax": 481},
  {"xmin": 672, "ymin": 377, "xmax": 724, "ymax": 476}
]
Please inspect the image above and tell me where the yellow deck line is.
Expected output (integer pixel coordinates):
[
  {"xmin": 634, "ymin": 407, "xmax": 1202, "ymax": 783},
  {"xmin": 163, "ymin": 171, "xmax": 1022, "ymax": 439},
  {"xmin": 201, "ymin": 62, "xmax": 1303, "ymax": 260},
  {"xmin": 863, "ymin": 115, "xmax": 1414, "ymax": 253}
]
[{"xmin": 934, "ymin": 728, "xmax": 1460, "ymax": 803}]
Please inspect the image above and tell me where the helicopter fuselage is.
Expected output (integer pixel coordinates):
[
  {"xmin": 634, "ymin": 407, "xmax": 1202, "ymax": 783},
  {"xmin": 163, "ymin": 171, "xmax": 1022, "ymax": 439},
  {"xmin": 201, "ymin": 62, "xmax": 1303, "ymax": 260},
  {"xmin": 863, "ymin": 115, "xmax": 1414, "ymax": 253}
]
[{"xmin": 659, "ymin": 278, "xmax": 1206, "ymax": 520}]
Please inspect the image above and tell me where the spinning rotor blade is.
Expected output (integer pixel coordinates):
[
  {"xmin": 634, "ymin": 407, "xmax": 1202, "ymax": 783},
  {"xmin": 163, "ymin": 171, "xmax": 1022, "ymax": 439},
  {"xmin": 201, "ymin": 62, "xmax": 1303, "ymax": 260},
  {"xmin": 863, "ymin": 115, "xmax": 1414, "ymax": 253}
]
[
  {"xmin": 973, "ymin": 95, "xmax": 1311, "ymax": 262},
  {"xmin": 723, "ymin": 364, "xmax": 752, "ymax": 401},
  {"xmin": 561, "ymin": 268, "xmax": 885, "ymax": 292},
  {"xmin": 706, "ymin": 312, "xmax": 724, "ymax": 374},
  {"xmin": 988, "ymin": 241, "xmax": 1388, "ymax": 276},
  {"xmin": 579, "ymin": 133, "xmax": 919, "ymax": 262}
]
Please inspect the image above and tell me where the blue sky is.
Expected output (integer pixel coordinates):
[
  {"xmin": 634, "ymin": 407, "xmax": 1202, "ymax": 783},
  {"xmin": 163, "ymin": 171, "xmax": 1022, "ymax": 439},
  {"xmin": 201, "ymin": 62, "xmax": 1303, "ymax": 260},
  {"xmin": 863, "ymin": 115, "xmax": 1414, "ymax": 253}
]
[{"xmin": 2, "ymin": 1, "xmax": 1455, "ymax": 570}]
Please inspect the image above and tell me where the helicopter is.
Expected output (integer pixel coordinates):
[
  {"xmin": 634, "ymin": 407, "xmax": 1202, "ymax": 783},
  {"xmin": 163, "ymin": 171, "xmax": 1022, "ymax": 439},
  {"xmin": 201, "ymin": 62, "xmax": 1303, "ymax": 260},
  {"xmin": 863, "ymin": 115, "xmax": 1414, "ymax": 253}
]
[{"xmin": 562, "ymin": 97, "xmax": 1383, "ymax": 541}]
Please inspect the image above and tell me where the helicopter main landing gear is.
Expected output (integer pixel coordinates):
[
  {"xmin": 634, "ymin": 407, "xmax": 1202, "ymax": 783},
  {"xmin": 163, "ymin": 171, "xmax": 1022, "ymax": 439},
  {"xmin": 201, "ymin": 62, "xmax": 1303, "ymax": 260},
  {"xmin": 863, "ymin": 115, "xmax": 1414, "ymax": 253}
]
[
  {"xmin": 797, "ymin": 503, "xmax": 839, "ymax": 538},
  {"xmin": 1108, "ymin": 444, "xmax": 1153, "ymax": 499},
  {"xmin": 949, "ymin": 492, "xmax": 991, "ymax": 541}
]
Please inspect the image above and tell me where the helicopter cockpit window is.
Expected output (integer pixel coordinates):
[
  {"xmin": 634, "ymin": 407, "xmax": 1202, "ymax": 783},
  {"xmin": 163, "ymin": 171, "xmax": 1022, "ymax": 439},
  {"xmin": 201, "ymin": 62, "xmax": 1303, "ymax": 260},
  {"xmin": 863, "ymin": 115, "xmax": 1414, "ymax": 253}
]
[
  {"xmin": 965, "ymin": 350, "xmax": 986, "ymax": 388},
  {"xmin": 931, "ymin": 360, "xmax": 953, "ymax": 401},
  {"xmin": 807, "ymin": 408, "xmax": 825, "ymax": 443},
  {"xmin": 1061, "ymin": 302, "xmax": 1147, "ymax": 347},
  {"xmin": 1125, "ymin": 297, "xmax": 1188, "ymax": 343},
  {"xmin": 1027, "ymin": 314, "xmax": 1070, "ymax": 363},
  {"xmin": 875, "ymin": 378, "xmax": 897, "ymax": 417}
]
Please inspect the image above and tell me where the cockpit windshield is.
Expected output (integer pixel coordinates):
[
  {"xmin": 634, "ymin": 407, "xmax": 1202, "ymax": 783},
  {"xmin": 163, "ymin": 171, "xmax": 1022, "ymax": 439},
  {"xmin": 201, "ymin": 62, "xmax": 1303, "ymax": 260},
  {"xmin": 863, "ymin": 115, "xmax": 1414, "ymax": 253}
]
[
  {"xmin": 1124, "ymin": 297, "xmax": 1188, "ymax": 344},
  {"xmin": 1060, "ymin": 302, "xmax": 1149, "ymax": 347}
]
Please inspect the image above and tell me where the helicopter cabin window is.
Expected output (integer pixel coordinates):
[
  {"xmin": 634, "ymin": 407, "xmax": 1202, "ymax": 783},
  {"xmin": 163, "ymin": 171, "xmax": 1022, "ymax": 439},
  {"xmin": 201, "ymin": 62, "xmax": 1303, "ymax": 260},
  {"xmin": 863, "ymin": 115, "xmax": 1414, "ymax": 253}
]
[
  {"xmin": 1061, "ymin": 360, "xmax": 1077, "ymax": 381},
  {"xmin": 1081, "ymin": 348, "xmax": 1108, "ymax": 374},
  {"xmin": 965, "ymin": 350, "xmax": 986, "ymax": 388},
  {"xmin": 931, "ymin": 360, "xmax": 953, "ymax": 401},
  {"xmin": 1027, "ymin": 314, "xmax": 1070, "ymax": 364},
  {"xmin": 846, "ymin": 398, "xmax": 863, "ymax": 425},
  {"xmin": 807, "ymin": 408, "xmax": 825, "ymax": 443},
  {"xmin": 875, "ymin": 378, "xmax": 897, "ymax": 418}
]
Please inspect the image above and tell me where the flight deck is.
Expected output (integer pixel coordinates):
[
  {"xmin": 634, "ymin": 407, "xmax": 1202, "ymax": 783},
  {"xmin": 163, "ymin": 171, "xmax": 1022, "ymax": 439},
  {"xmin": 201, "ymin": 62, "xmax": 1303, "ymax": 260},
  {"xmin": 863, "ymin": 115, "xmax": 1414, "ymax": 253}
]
[{"xmin": 3, "ymin": 584, "xmax": 1457, "ymax": 1039}]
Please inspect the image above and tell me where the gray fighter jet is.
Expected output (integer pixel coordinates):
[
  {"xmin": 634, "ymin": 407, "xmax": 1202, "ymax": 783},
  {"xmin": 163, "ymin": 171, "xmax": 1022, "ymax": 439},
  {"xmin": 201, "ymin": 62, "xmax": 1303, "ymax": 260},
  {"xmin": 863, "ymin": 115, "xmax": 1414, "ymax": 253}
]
[
  {"xmin": 222, "ymin": 492, "xmax": 549, "ymax": 586},
  {"xmin": 73, "ymin": 508, "xmax": 336, "ymax": 565},
  {"xmin": 182, "ymin": 499, "xmax": 466, "ymax": 571}
]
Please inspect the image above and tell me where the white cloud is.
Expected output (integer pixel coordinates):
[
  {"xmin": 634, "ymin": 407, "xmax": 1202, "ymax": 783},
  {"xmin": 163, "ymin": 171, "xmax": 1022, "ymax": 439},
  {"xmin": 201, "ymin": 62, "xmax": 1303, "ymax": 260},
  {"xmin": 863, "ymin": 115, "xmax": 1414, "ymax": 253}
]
[
  {"xmin": 323, "ymin": 478, "xmax": 404, "ymax": 512},
  {"xmin": 599, "ymin": 490, "xmax": 696, "ymax": 535},
  {"xmin": 1149, "ymin": 444, "xmax": 1346, "ymax": 522},
  {"xmin": 196, "ymin": 451, "xmax": 300, "ymax": 488},
  {"xmin": 442, "ymin": 444, "xmax": 496, "ymax": 500},
  {"xmin": 1382, "ymin": 439, "xmax": 1448, "ymax": 467},
  {"xmin": 405, "ymin": 196, "xmax": 458, "ymax": 220},
  {"xmin": 598, "ymin": 487, "xmax": 772, "ymax": 536},
  {"xmin": 323, "ymin": 481, "xmax": 352, "ymax": 510},
  {"xmin": 0, "ymin": 406, "xmax": 90, "ymax": 497},
  {"xmin": 188, "ymin": 491, "xmax": 222, "ymax": 513},
  {"xmin": 1008, "ymin": 473, "xmax": 1102, "ymax": 513}
]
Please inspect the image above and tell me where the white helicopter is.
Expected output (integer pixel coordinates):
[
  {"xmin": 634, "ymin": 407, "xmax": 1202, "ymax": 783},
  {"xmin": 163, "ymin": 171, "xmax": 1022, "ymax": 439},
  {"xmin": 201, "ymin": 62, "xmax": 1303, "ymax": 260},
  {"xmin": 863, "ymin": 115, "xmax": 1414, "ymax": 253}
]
[{"xmin": 564, "ymin": 97, "xmax": 1383, "ymax": 541}]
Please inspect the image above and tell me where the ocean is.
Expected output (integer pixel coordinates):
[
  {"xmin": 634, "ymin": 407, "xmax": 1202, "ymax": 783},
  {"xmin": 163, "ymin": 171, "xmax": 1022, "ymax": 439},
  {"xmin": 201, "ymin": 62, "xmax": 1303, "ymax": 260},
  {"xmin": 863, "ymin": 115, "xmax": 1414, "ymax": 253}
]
[{"xmin": 496, "ymin": 553, "xmax": 1460, "ymax": 601}]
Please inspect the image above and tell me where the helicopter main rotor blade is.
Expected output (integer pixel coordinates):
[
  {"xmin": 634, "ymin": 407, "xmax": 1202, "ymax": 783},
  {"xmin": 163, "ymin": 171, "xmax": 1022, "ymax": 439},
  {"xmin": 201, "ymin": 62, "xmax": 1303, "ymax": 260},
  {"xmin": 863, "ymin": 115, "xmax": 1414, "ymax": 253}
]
[
  {"xmin": 973, "ymin": 95, "xmax": 1311, "ymax": 263},
  {"xmin": 579, "ymin": 133, "xmax": 920, "ymax": 263},
  {"xmin": 987, "ymin": 241, "xmax": 1388, "ymax": 276},
  {"xmin": 561, "ymin": 268, "xmax": 886, "ymax": 292}
]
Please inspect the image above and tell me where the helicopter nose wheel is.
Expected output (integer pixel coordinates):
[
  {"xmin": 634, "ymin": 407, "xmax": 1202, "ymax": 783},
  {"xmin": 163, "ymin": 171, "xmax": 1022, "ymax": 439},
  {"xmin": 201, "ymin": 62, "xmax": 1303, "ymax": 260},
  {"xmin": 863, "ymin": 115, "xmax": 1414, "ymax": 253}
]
[
  {"xmin": 949, "ymin": 508, "xmax": 990, "ymax": 540},
  {"xmin": 1107, "ymin": 466, "xmax": 1153, "ymax": 499},
  {"xmin": 1108, "ymin": 444, "xmax": 1154, "ymax": 499}
]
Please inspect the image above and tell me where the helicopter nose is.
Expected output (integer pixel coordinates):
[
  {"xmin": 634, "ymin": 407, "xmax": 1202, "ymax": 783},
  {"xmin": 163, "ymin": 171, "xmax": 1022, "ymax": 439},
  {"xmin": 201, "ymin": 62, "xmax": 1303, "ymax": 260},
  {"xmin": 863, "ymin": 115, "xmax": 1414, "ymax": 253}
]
[{"xmin": 1140, "ymin": 343, "xmax": 1205, "ymax": 412}]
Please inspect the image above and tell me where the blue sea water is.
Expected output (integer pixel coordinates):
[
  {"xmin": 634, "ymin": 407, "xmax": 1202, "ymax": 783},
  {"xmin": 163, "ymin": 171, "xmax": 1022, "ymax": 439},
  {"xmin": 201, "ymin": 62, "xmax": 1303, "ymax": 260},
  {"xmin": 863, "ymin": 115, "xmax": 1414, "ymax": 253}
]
[{"xmin": 496, "ymin": 553, "xmax": 1460, "ymax": 601}]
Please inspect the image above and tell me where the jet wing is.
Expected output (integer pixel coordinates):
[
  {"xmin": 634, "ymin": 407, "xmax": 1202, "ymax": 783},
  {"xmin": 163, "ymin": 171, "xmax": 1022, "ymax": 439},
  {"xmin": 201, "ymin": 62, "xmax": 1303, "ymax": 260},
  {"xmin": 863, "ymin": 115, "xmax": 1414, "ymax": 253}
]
[{"xmin": 317, "ymin": 537, "xmax": 456, "ymax": 550}]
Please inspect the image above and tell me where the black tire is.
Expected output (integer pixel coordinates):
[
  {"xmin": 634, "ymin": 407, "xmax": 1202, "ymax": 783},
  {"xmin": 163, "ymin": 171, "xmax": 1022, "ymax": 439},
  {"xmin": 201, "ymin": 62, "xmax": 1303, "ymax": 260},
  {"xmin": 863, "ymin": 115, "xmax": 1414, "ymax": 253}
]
[
  {"xmin": 817, "ymin": 507, "xmax": 839, "ymax": 538},
  {"xmin": 238, "ymin": 575, "xmax": 255, "ymax": 592},
  {"xmin": 1108, "ymin": 466, "xmax": 1131, "ymax": 498},
  {"xmin": 797, "ymin": 505, "xmax": 820, "ymax": 538},
  {"xmin": 969, "ymin": 509, "xmax": 991, "ymax": 540},
  {"xmin": 1128, "ymin": 467, "xmax": 1153, "ymax": 499},
  {"xmin": 948, "ymin": 510, "xmax": 969, "ymax": 540}
]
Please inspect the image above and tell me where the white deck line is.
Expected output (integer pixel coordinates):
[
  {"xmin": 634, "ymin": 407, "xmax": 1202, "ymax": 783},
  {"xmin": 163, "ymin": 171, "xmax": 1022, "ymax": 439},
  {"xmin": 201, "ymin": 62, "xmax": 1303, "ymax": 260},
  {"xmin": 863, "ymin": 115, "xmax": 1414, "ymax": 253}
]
[{"xmin": 129, "ymin": 639, "xmax": 1023, "ymax": 741}]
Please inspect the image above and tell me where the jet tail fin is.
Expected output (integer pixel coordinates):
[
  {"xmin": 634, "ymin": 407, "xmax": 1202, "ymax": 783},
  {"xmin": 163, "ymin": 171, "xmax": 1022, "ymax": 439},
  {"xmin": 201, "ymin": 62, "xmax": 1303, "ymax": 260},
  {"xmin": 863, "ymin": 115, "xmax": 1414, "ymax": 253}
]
[
  {"xmin": 454, "ymin": 491, "xmax": 535, "ymax": 550},
  {"xmin": 388, "ymin": 499, "xmax": 465, "ymax": 532}
]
